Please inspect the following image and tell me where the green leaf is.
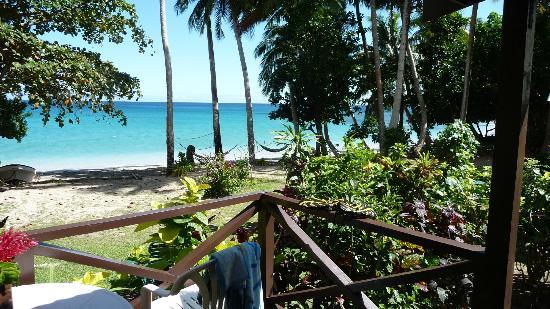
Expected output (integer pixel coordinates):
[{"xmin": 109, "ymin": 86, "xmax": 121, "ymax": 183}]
[
  {"xmin": 73, "ymin": 271, "xmax": 110, "ymax": 286},
  {"xmin": 0, "ymin": 262, "xmax": 20, "ymax": 285},
  {"xmin": 134, "ymin": 220, "xmax": 158, "ymax": 232},
  {"xmin": 158, "ymin": 226, "xmax": 181, "ymax": 243},
  {"xmin": 187, "ymin": 222, "xmax": 203, "ymax": 233},
  {"xmin": 194, "ymin": 212, "xmax": 209, "ymax": 225},
  {"xmin": 172, "ymin": 217, "xmax": 192, "ymax": 225}
]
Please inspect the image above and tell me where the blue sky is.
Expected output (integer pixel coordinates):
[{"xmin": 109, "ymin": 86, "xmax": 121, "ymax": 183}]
[{"xmin": 43, "ymin": 1, "xmax": 503, "ymax": 103}]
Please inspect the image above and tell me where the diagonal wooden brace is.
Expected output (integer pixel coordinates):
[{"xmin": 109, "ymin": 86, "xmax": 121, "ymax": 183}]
[{"xmin": 267, "ymin": 203, "xmax": 378, "ymax": 309}]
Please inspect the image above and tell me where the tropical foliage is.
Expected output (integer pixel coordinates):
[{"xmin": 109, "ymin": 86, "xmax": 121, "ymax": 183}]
[
  {"xmin": 200, "ymin": 156, "xmax": 251, "ymax": 198},
  {"xmin": 92, "ymin": 177, "xmax": 239, "ymax": 298},
  {"xmin": 0, "ymin": 0, "xmax": 151, "ymax": 141},
  {"xmin": 274, "ymin": 121, "xmax": 548, "ymax": 307}
]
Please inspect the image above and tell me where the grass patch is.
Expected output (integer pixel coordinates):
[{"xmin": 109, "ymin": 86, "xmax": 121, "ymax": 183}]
[{"xmin": 34, "ymin": 176, "xmax": 285, "ymax": 284}]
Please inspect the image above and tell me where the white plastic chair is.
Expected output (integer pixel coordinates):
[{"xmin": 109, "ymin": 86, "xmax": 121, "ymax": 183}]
[{"xmin": 140, "ymin": 260, "xmax": 224, "ymax": 309}]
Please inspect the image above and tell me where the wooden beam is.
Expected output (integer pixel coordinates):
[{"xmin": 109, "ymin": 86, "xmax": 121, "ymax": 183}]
[
  {"xmin": 34, "ymin": 243, "xmax": 176, "ymax": 282},
  {"xmin": 348, "ymin": 260, "xmax": 476, "ymax": 292},
  {"xmin": 265, "ymin": 285, "xmax": 342, "ymax": 304},
  {"xmin": 266, "ymin": 261, "xmax": 475, "ymax": 304},
  {"xmin": 478, "ymin": 0, "xmax": 537, "ymax": 308},
  {"xmin": 268, "ymin": 204, "xmax": 378, "ymax": 309},
  {"xmin": 15, "ymin": 249, "xmax": 35, "ymax": 285},
  {"xmin": 261, "ymin": 193, "xmax": 485, "ymax": 260},
  {"xmin": 423, "ymin": 0, "xmax": 483, "ymax": 21},
  {"xmin": 168, "ymin": 202, "xmax": 258, "ymax": 275},
  {"xmin": 258, "ymin": 201, "xmax": 275, "ymax": 299},
  {"xmin": 27, "ymin": 192, "xmax": 263, "ymax": 241}
]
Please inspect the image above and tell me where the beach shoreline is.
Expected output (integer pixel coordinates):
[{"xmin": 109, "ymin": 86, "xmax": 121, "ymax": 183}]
[{"xmin": 0, "ymin": 163, "xmax": 286, "ymax": 231}]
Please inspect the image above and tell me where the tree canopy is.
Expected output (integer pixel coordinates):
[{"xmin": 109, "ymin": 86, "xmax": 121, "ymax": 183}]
[
  {"xmin": 256, "ymin": 0, "xmax": 360, "ymax": 127},
  {"xmin": 0, "ymin": 0, "xmax": 151, "ymax": 141}
]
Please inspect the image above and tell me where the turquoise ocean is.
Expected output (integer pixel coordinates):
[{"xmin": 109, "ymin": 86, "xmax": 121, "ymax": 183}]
[{"xmin": 0, "ymin": 102, "xmax": 366, "ymax": 171}]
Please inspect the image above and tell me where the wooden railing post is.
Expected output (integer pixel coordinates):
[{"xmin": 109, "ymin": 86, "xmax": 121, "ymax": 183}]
[
  {"xmin": 480, "ymin": 0, "xmax": 537, "ymax": 308},
  {"xmin": 258, "ymin": 200, "xmax": 275, "ymax": 301},
  {"xmin": 15, "ymin": 249, "xmax": 35, "ymax": 285}
]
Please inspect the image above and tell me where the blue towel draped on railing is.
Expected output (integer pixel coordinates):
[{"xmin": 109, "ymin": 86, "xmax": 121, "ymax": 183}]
[{"xmin": 210, "ymin": 242, "xmax": 263, "ymax": 309}]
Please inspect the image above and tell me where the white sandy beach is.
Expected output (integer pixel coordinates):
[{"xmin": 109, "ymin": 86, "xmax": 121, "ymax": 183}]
[{"xmin": 0, "ymin": 164, "xmax": 285, "ymax": 230}]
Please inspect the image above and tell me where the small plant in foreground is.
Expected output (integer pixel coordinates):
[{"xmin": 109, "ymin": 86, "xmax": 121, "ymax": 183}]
[{"xmin": 0, "ymin": 217, "xmax": 37, "ymax": 305}]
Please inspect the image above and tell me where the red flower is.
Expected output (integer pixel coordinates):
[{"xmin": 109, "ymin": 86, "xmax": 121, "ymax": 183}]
[{"xmin": 0, "ymin": 228, "xmax": 38, "ymax": 262}]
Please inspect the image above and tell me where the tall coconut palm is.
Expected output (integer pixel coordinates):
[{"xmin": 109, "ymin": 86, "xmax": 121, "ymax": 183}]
[
  {"xmin": 159, "ymin": 0, "xmax": 174, "ymax": 174},
  {"xmin": 406, "ymin": 43, "xmax": 427, "ymax": 152},
  {"xmin": 370, "ymin": 0, "xmax": 386, "ymax": 152},
  {"xmin": 175, "ymin": 0, "xmax": 223, "ymax": 155},
  {"xmin": 389, "ymin": 0, "xmax": 410, "ymax": 128},
  {"xmin": 459, "ymin": 3, "xmax": 478, "ymax": 121},
  {"xmin": 231, "ymin": 9, "xmax": 256, "ymax": 162}
]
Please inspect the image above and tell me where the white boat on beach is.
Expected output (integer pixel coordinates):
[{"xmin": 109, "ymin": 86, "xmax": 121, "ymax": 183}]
[{"xmin": 0, "ymin": 164, "xmax": 36, "ymax": 183}]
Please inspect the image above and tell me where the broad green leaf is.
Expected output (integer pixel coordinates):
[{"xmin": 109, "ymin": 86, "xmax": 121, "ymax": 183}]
[
  {"xmin": 158, "ymin": 226, "xmax": 182, "ymax": 243},
  {"xmin": 134, "ymin": 220, "xmax": 158, "ymax": 232},
  {"xmin": 194, "ymin": 212, "xmax": 209, "ymax": 225},
  {"xmin": 215, "ymin": 241, "xmax": 238, "ymax": 252},
  {"xmin": 73, "ymin": 271, "xmax": 110, "ymax": 286}
]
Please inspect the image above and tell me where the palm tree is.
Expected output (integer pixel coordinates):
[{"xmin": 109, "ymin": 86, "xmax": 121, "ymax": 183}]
[
  {"xmin": 406, "ymin": 43, "xmax": 427, "ymax": 152},
  {"xmin": 370, "ymin": 0, "xmax": 386, "ymax": 152},
  {"xmin": 175, "ymin": 0, "xmax": 223, "ymax": 155},
  {"xmin": 460, "ymin": 3, "xmax": 478, "ymax": 121},
  {"xmin": 231, "ymin": 9, "xmax": 256, "ymax": 162},
  {"xmin": 389, "ymin": 0, "xmax": 410, "ymax": 128},
  {"xmin": 159, "ymin": 0, "xmax": 175, "ymax": 174}
]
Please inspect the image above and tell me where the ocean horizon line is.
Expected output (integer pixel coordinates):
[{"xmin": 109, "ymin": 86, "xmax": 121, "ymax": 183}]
[{"xmin": 116, "ymin": 100, "xmax": 272, "ymax": 105}]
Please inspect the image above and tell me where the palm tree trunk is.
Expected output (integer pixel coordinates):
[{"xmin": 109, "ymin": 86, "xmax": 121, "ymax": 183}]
[
  {"xmin": 159, "ymin": 0, "xmax": 174, "ymax": 174},
  {"xmin": 389, "ymin": 0, "xmax": 410, "ymax": 128},
  {"xmin": 543, "ymin": 106, "xmax": 550, "ymax": 153},
  {"xmin": 231, "ymin": 15, "xmax": 255, "ymax": 162},
  {"xmin": 460, "ymin": 3, "xmax": 478, "ymax": 121},
  {"xmin": 370, "ymin": 0, "xmax": 386, "ymax": 153},
  {"xmin": 289, "ymin": 84, "xmax": 299, "ymax": 133},
  {"xmin": 206, "ymin": 18, "xmax": 223, "ymax": 155},
  {"xmin": 406, "ymin": 43, "xmax": 428, "ymax": 152},
  {"xmin": 314, "ymin": 118, "xmax": 327, "ymax": 156},
  {"xmin": 354, "ymin": 0, "xmax": 370, "ymax": 65},
  {"xmin": 323, "ymin": 123, "xmax": 339, "ymax": 156}
]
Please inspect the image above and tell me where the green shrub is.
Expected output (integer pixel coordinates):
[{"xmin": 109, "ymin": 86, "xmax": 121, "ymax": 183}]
[
  {"xmin": 172, "ymin": 151, "xmax": 194, "ymax": 177},
  {"xmin": 516, "ymin": 158, "xmax": 550, "ymax": 302},
  {"xmin": 276, "ymin": 135, "xmax": 490, "ymax": 307},
  {"xmin": 384, "ymin": 127, "xmax": 412, "ymax": 150},
  {"xmin": 201, "ymin": 156, "xmax": 251, "ymax": 198},
  {"xmin": 430, "ymin": 120, "xmax": 479, "ymax": 165}
]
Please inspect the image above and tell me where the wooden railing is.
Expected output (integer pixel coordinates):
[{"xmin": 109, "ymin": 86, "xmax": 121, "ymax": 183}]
[{"xmin": 15, "ymin": 192, "xmax": 486, "ymax": 308}]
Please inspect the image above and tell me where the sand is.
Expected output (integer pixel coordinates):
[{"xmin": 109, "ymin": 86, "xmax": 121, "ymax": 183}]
[{"xmin": 0, "ymin": 164, "xmax": 285, "ymax": 230}]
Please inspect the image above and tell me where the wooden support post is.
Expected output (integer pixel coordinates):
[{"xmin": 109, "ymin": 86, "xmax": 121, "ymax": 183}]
[
  {"xmin": 15, "ymin": 250, "xmax": 35, "ymax": 285},
  {"xmin": 258, "ymin": 201, "xmax": 275, "ymax": 301},
  {"xmin": 476, "ymin": 0, "xmax": 537, "ymax": 308}
]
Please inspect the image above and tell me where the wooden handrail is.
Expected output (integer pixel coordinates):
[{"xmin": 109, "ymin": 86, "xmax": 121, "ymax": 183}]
[
  {"xmin": 17, "ymin": 192, "xmax": 486, "ymax": 307},
  {"xmin": 27, "ymin": 192, "xmax": 263, "ymax": 241},
  {"xmin": 261, "ymin": 193, "xmax": 485, "ymax": 260},
  {"xmin": 34, "ymin": 243, "xmax": 176, "ymax": 283}
]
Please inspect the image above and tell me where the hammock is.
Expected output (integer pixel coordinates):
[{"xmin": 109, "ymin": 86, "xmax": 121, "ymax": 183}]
[
  {"xmin": 256, "ymin": 140, "xmax": 289, "ymax": 153},
  {"xmin": 193, "ymin": 145, "xmax": 239, "ymax": 162}
]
